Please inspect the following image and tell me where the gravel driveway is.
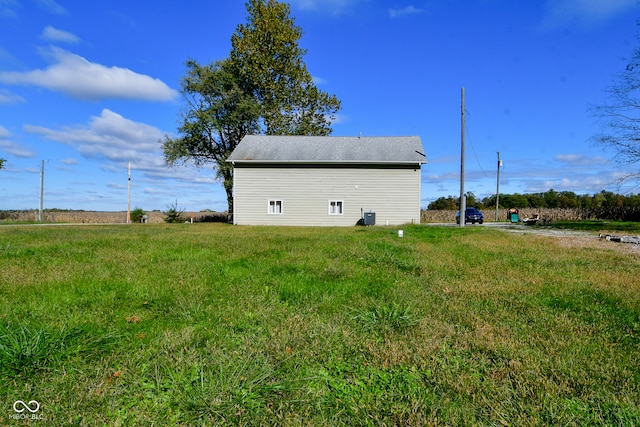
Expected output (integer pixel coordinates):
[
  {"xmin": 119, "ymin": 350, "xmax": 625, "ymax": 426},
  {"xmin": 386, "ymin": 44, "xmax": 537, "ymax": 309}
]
[{"xmin": 425, "ymin": 222, "xmax": 640, "ymax": 258}]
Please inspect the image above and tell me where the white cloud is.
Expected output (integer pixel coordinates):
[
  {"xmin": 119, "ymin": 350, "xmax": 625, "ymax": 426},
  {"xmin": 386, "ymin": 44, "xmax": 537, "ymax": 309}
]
[
  {"xmin": 388, "ymin": 5, "xmax": 423, "ymax": 18},
  {"xmin": 42, "ymin": 25, "xmax": 80, "ymax": 43},
  {"xmin": 23, "ymin": 109, "xmax": 217, "ymax": 184},
  {"xmin": 0, "ymin": 0, "xmax": 19, "ymax": 18},
  {"xmin": 107, "ymin": 182, "xmax": 126, "ymax": 190},
  {"xmin": 24, "ymin": 109, "xmax": 163, "ymax": 163},
  {"xmin": 555, "ymin": 153, "xmax": 610, "ymax": 166},
  {"xmin": 524, "ymin": 174, "xmax": 616, "ymax": 193},
  {"xmin": 312, "ymin": 76, "xmax": 327, "ymax": 85},
  {"xmin": 35, "ymin": 0, "xmax": 67, "ymax": 15},
  {"xmin": 288, "ymin": 0, "xmax": 365, "ymax": 14},
  {"xmin": 0, "ymin": 89, "xmax": 25, "ymax": 104},
  {"xmin": 0, "ymin": 46, "xmax": 23, "ymax": 69},
  {"xmin": 0, "ymin": 125, "xmax": 35, "ymax": 158},
  {"xmin": 539, "ymin": 0, "xmax": 637, "ymax": 30},
  {"xmin": 1, "ymin": 0, "xmax": 65, "ymax": 19},
  {"xmin": 0, "ymin": 124, "xmax": 10, "ymax": 139},
  {"xmin": 329, "ymin": 112, "xmax": 346, "ymax": 125},
  {"xmin": 0, "ymin": 47, "xmax": 178, "ymax": 101}
]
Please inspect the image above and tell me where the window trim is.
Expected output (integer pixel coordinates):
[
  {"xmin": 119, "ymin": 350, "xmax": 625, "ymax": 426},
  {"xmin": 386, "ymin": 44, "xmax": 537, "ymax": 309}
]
[{"xmin": 328, "ymin": 200, "xmax": 344, "ymax": 215}]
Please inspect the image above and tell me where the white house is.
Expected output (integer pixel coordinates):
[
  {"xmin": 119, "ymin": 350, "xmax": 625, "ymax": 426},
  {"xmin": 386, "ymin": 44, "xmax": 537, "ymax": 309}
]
[{"xmin": 227, "ymin": 135, "xmax": 427, "ymax": 226}]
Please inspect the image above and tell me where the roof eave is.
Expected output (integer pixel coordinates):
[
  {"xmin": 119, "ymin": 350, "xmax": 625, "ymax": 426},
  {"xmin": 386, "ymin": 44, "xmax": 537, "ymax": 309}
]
[{"xmin": 227, "ymin": 160, "xmax": 427, "ymax": 165}]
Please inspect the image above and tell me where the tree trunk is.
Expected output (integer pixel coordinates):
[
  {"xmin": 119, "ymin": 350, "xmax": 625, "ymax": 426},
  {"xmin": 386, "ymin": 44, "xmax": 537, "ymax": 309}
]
[
  {"xmin": 225, "ymin": 184, "xmax": 233, "ymax": 223},
  {"xmin": 222, "ymin": 169, "xmax": 234, "ymax": 223}
]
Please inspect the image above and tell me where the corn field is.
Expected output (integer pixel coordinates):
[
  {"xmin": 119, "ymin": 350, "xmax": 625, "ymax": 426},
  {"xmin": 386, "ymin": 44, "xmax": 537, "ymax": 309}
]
[{"xmin": 2, "ymin": 207, "xmax": 639, "ymax": 224}]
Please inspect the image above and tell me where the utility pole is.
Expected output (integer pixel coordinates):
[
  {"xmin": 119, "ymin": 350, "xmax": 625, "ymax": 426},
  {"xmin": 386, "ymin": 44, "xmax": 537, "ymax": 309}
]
[
  {"xmin": 459, "ymin": 87, "xmax": 466, "ymax": 227},
  {"xmin": 39, "ymin": 160, "xmax": 45, "ymax": 222},
  {"xmin": 127, "ymin": 161, "xmax": 131, "ymax": 224},
  {"xmin": 495, "ymin": 152, "xmax": 502, "ymax": 221}
]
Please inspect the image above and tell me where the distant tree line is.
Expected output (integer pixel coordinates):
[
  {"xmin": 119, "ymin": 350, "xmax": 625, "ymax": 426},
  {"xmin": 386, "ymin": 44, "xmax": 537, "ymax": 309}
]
[{"xmin": 428, "ymin": 189, "xmax": 640, "ymax": 210}]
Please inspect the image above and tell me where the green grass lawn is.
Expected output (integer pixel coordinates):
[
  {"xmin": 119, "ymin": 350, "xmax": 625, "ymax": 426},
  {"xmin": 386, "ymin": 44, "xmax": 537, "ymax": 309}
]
[
  {"xmin": 1, "ymin": 224, "xmax": 639, "ymax": 426},
  {"xmin": 548, "ymin": 220, "xmax": 640, "ymax": 233}
]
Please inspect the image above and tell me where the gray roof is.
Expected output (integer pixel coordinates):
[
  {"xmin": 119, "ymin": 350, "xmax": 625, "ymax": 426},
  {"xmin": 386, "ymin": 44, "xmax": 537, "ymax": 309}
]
[{"xmin": 227, "ymin": 135, "xmax": 427, "ymax": 165}]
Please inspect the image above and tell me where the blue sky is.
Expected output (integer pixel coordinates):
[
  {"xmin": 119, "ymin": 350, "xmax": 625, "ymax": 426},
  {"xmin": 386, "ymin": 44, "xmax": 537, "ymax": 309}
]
[{"xmin": 0, "ymin": 0, "xmax": 638, "ymax": 212}]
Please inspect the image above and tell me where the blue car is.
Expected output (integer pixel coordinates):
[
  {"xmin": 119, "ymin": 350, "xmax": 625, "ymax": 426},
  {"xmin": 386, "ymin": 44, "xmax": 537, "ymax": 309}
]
[{"xmin": 456, "ymin": 207, "xmax": 484, "ymax": 224}]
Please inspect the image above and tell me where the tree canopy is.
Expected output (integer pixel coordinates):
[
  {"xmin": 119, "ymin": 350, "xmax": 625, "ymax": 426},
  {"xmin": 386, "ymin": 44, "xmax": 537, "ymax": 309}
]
[
  {"xmin": 161, "ymin": 0, "xmax": 341, "ymax": 218},
  {"xmin": 427, "ymin": 189, "xmax": 640, "ymax": 210},
  {"xmin": 230, "ymin": 0, "xmax": 340, "ymax": 135}
]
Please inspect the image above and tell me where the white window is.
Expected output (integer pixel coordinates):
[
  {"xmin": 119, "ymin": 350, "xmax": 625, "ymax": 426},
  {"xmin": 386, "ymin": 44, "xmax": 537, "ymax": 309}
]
[
  {"xmin": 268, "ymin": 199, "xmax": 283, "ymax": 215},
  {"xmin": 329, "ymin": 200, "xmax": 344, "ymax": 215}
]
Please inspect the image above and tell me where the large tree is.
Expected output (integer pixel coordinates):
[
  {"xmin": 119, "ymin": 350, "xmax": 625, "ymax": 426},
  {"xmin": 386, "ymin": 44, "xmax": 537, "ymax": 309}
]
[
  {"xmin": 0, "ymin": 159, "xmax": 5, "ymax": 170},
  {"xmin": 162, "ymin": 59, "xmax": 261, "ymax": 218},
  {"xmin": 162, "ymin": 0, "xmax": 341, "ymax": 218},
  {"xmin": 591, "ymin": 28, "xmax": 640, "ymax": 183}
]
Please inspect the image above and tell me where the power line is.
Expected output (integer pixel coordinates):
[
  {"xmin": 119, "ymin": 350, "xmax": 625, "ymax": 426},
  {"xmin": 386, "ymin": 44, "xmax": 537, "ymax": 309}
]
[{"xmin": 464, "ymin": 109, "xmax": 492, "ymax": 179}]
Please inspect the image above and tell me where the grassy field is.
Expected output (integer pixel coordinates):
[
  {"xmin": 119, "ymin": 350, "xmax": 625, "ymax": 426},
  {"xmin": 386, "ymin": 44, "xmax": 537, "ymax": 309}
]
[
  {"xmin": 0, "ymin": 223, "xmax": 638, "ymax": 426},
  {"xmin": 549, "ymin": 220, "xmax": 640, "ymax": 233}
]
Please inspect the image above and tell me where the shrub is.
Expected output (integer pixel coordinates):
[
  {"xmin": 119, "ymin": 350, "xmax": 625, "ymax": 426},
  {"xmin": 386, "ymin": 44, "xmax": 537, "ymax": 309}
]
[
  {"xmin": 130, "ymin": 207, "xmax": 146, "ymax": 223},
  {"xmin": 163, "ymin": 200, "xmax": 185, "ymax": 223}
]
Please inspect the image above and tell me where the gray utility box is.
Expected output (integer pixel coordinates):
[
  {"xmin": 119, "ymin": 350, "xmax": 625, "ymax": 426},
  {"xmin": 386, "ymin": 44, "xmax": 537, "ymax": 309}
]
[{"xmin": 363, "ymin": 212, "xmax": 376, "ymax": 226}]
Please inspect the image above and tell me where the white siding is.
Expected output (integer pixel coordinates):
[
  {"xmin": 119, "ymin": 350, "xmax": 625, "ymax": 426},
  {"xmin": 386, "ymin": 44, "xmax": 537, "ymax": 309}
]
[{"xmin": 233, "ymin": 166, "xmax": 421, "ymax": 226}]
